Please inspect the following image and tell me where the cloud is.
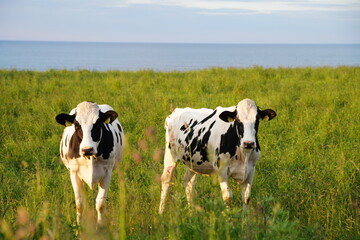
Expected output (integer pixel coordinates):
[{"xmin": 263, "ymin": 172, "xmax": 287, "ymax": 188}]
[{"xmin": 114, "ymin": 0, "xmax": 360, "ymax": 14}]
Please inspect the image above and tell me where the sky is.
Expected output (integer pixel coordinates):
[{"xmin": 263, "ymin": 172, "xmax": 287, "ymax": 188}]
[{"xmin": 0, "ymin": 0, "xmax": 359, "ymax": 44}]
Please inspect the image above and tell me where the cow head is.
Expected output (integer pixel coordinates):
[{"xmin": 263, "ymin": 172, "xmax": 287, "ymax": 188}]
[
  {"xmin": 56, "ymin": 102, "xmax": 118, "ymax": 158},
  {"xmin": 219, "ymin": 99, "xmax": 276, "ymax": 151}
]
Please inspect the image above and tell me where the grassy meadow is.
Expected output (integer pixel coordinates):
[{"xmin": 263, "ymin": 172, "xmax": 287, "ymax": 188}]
[{"xmin": 0, "ymin": 67, "xmax": 359, "ymax": 239}]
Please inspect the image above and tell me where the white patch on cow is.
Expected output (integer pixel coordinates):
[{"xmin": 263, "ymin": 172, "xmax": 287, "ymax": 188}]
[
  {"xmin": 236, "ymin": 98, "xmax": 258, "ymax": 123},
  {"xmin": 76, "ymin": 102, "xmax": 101, "ymax": 154},
  {"xmin": 237, "ymin": 99, "xmax": 258, "ymax": 148},
  {"xmin": 76, "ymin": 101, "xmax": 100, "ymax": 125}
]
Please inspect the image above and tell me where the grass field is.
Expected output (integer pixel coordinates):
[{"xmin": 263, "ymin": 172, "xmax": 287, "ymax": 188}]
[{"xmin": 0, "ymin": 67, "xmax": 359, "ymax": 239}]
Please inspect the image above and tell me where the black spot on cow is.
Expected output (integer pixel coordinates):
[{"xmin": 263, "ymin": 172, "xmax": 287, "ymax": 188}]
[
  {"xmin": 200, "ymin": 110, "xmax": 217, "ymax": 124},
  {"xmin": 74, "ymin": 120, "xmax": 83, "ymax": 139},
  {"xmin": 254, "ymin": 116, "xmax": 261, "ymax": 152},
  {"xmin": 190, "ymin": 120, "xmax": 198, "ymax": 128},
  {"xmin": 115, "ymin": 131, "xmax": 119, "ymax": 143},
  {"xmin": 180, "ymin": 125, "xmax": 186, "ymax": 131},
  {"xmin": 119, "ymin": 133, "xmax": 123, "ymax": 146},
  {"xmin": 185, "ymin": 128, "xmax": 195, "ymax": 144},
  {"xmin": 68, "ymin": 125, "xmax": 82, "ymax": 159},
  {"xmin": 197, "ymin": 128, "xmax": 204, "ymax": 137},
  {"xmin": 218, "ymin": 122, "xmax": 243, "ymax": 158},
  {"xmin": 117, "ymin": 123, "xmax": 123, "ymax": 133},
  {"xmin": 202, "ymin": 121, "xmax": 215, "ymax": 144},
  {"xmin": 91, "ymin": 120, "xmax": 102, "ymax": 142},
  {"xmin": 197, "ymin": 120, "xmax": 216, "ymax": 164},
  {"xmin": 60, "ymin": 140, "xmax": 64, "ymax": 158},
  {"xmin": 66, "ymin": 120, "xmax": 83, "ymax": 159},
  {"xmin": 96, "ymin": 123, "xmax": 115, "ymax": 159},
  {"xmin": 189, "ymin": 136, "xmax": 199, "ymax": 156},
  {"xmin": 186, "ymin": 120, "xmax": 216, "ymax": 165}
]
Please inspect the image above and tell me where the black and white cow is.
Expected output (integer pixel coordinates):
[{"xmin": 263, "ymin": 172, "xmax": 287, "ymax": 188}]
[
  {"xmin": 56, "ymin": 101, "xmax": 124, "ymax": 225},
  {"xmin": 159, "ymin": 98, "xmax": 276, "ymax": 214}
]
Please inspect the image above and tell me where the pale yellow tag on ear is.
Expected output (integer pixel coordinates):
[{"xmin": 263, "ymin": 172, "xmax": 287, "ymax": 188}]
[
  {"xmin": 227, "ymin": 117, "xmax": 234, "ymax": 122},
  {"xmin": 104, "ymin": 117, "xmax": 111, "ymax": 124},
  {"xmin": 65, "ymin": 120, "xmax": 73, "ymax": 127},
  {"xmin": 263, "ymin": 115, "xmax": 269, "ymax": 121}
]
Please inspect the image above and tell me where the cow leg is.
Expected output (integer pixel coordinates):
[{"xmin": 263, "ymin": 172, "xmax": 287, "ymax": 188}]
[
  {"xmin": 70, "ymin": 171, "xmax": 84, "ymax": 225},
  {"xmin": 159, "ymin": 148, "xmax": 177, "ymax": 214},
  {"xmin": 218, "ymin": 171, "xmax": 233, "ymax": 206},
  {"xmin": 96, "ymin": 170, "xmax": 113, "ymax": 225},
  {"xmin": 242, "ymin": 183, "xmax": 251, "ymax": 206},
  {"xmin": 241, "ymin": 168, "xmax": 255, "ymax": 209},
  {"xmin": 184, "ymin": 169, "xmax": 198, "ymax": 208}
]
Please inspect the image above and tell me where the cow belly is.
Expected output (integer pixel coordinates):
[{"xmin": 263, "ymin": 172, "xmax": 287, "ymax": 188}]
[
  {"xmin": 229, "ymin": 160, "xmax": 247, "ymax": 182},
  {"xmin": 185, "ymin": 161, "xmax": 215, "ymax": 175},
  {"xmin": 229, "ymin": 155, "xmax": 257, "ymax": 183}
]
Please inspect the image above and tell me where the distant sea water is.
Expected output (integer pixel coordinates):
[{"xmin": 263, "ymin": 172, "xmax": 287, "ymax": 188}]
[{"xmin": 0, "ymin": 41, "xmax": 359, "ymax": 71}]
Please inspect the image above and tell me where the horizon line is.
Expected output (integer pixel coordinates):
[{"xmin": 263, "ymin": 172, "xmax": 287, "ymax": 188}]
[{"xmin": 1, "ymin": 39, "xmax": 360, "ymax": 45}]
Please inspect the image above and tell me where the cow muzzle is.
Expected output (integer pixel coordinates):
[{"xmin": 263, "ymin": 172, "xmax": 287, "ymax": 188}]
[
  {"xmin": 81, "ymin": 147, "xmax": 96, "ymax": 158},
  {"xmin": 242, "ymin": 141, "xmax": 255, "ymax": 150}
]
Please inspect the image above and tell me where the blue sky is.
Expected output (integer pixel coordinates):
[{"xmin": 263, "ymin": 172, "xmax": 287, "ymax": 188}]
[{"xmin": 0, "ymin": 0, "xmax": 359, "ymax": 43}]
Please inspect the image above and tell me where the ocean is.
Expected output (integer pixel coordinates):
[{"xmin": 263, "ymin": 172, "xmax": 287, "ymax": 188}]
[{"xmin": 0, "ymin": 41, "xmax": 359, "ymax": 71}]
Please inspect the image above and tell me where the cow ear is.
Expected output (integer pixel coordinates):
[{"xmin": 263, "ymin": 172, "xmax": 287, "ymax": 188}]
[
  {"xmin": 56, "ymin": 114, "xmax": 75, "ymax": 127},
  {"xmin": 259, "ymin": 109, "xmax": 277, "ymax": 121},
  {"xmin": 100, "ymin": 110, "xmax": 118, "ymax": 124},
  {"xmin": 219, "ymin": 110, "xmax": 237, "ymax": 122}
]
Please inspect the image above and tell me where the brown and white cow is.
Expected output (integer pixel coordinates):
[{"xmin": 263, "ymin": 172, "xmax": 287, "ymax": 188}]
[
  {"xmin": 56, "ymin": 101, "xmax": 124, "ymax": 225},
  {"xmin": 159, "ymin": 98, "xmax": 276, "ymax": 214}
]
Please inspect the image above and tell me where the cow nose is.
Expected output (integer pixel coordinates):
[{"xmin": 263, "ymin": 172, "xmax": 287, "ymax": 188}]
[
  {"xmin": 81, "ymin": 147, "xmax": 94, "ymax": 156},
  {"xmin": 243, "ymin": 141, "xmax": 255, "ymax": 149}
]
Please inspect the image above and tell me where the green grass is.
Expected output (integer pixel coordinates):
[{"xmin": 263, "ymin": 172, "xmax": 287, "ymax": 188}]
[{"xmin": 0, "ymin": 67, "xmax": 359, "ymax": 239}]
